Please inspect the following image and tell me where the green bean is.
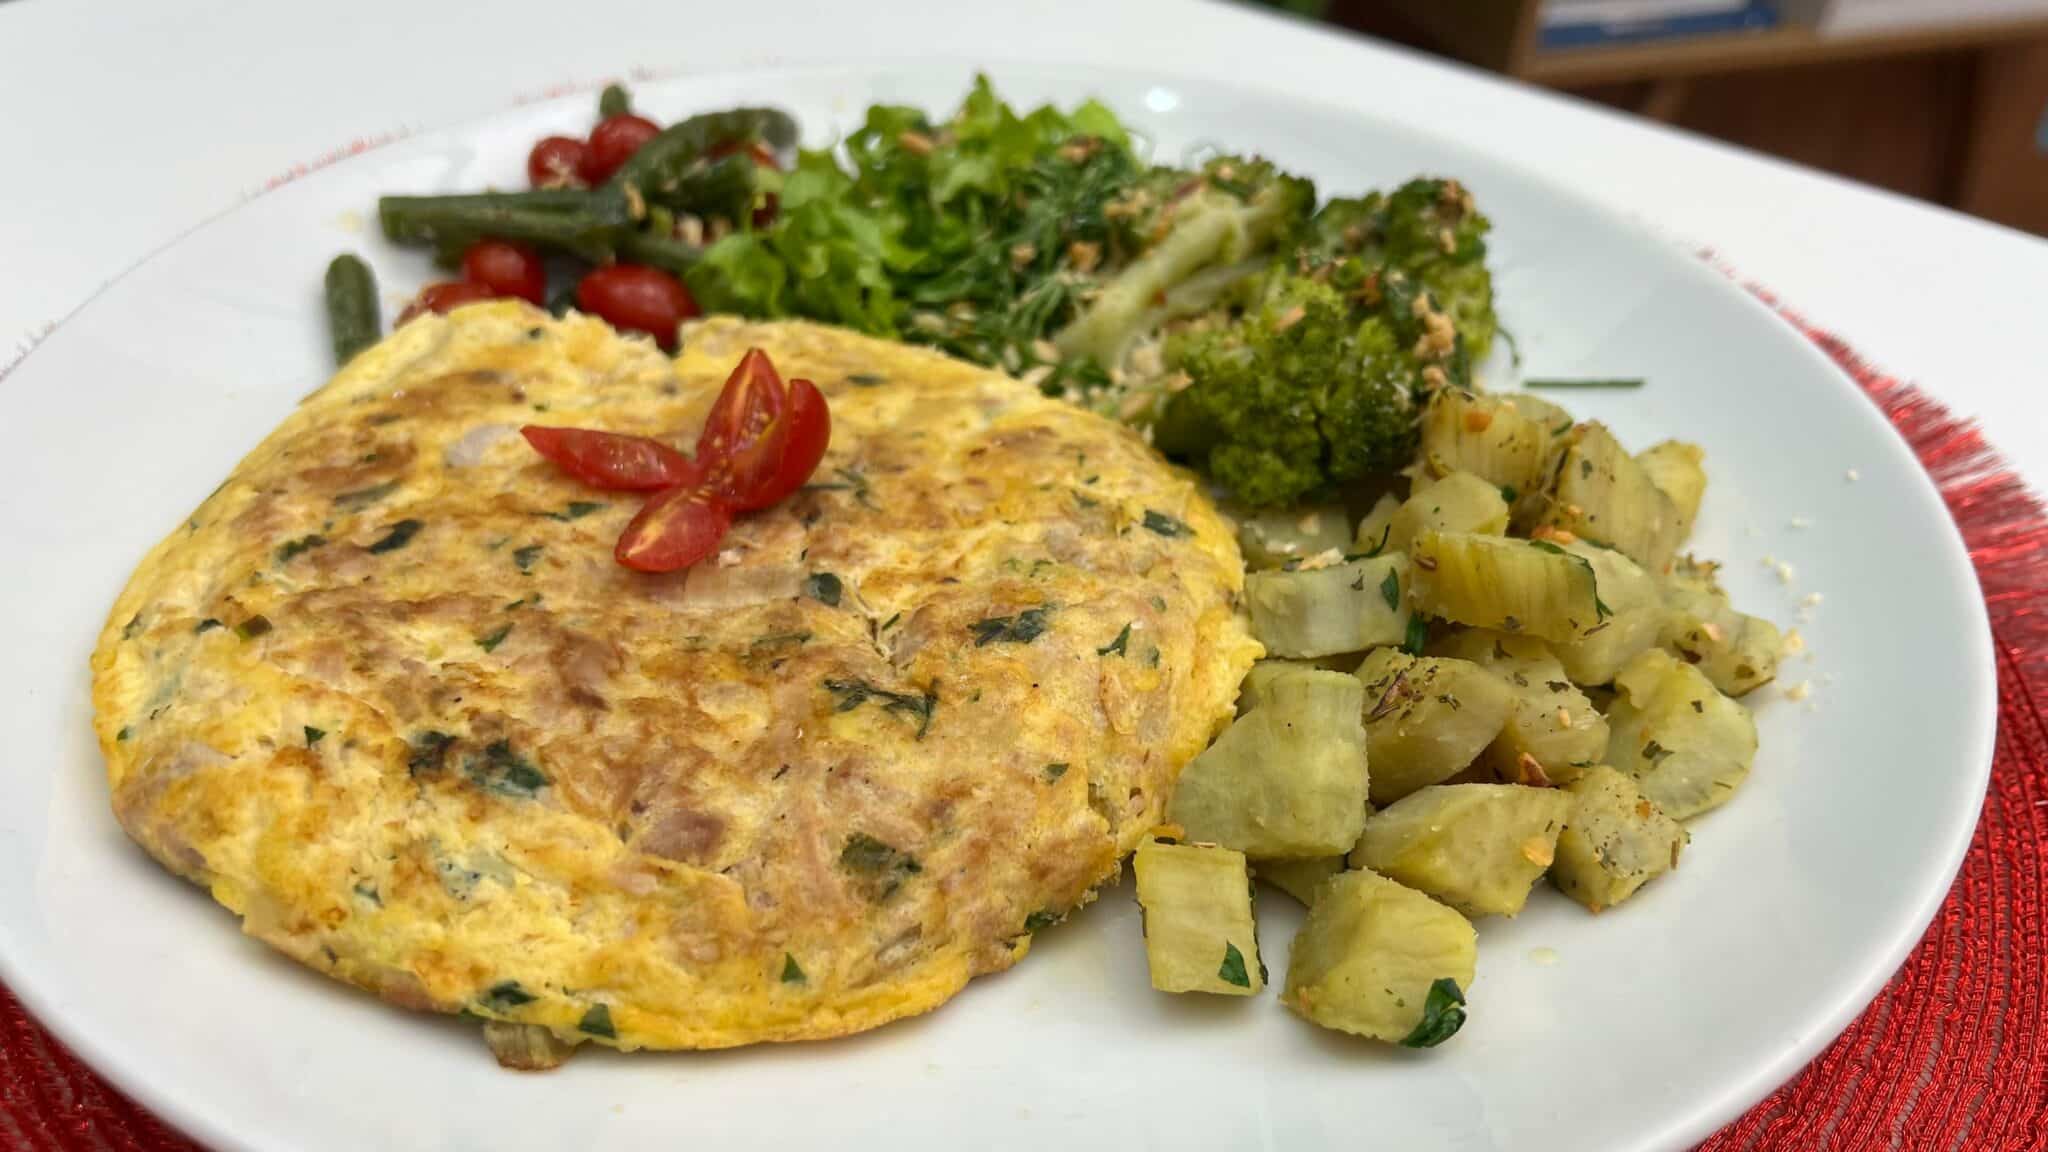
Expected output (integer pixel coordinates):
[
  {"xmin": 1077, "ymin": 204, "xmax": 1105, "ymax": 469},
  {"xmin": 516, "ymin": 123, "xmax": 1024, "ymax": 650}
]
[
  {"xmin": 378, "ymin": 190, "xmax": 633, "ymax": 262},
  {"xmin": 620, "ymin": 232, "xmax": 705, "ymax": 278},
  {"xmin": 644, "ymin": 153, "xmax": 759, "ymax": 219},
  {"xmin": 599, "ymin": 83, "xmax": 632, "ymax": 119},
  {"xmin": 323, "ymin": 254, "xmax": 381, "ymax": 366},
  {"xmin": 608, "ymin": 107, "xmax": 799, "ymax": 202}
]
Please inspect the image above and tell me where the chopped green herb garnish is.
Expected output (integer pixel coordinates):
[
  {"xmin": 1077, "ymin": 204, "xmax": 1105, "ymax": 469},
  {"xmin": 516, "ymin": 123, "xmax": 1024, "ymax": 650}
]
[
  {"xmin": 367, "ymin": 518, "xmax": 423, "ymax": 554},
  {"xmin": 1523, "ymin": 377, "xmax": 1645, "ymax": 389},
  {"xmin": 194, "ymin": 618, "xmax": 224, "ymax": 634},
  {"xmin": 276, "ymin": 534, "xmax": 328, "ymax": 563},
  {"xmin": 235, "ymin": 615, "xmax": 274, "ymax": 641},
  {"xmin": 334, "ymin": 481, "xmax": 398, "ymax": 509},
  {"xmin": 1642, "ymin": 739, "xmax": 1673, "ymax": 765},
  {"xmin": 781, "ymin": 954, "xmax": 807, "ymax": 984},
  {"xmin": 839, "ymin": 832, "xmax": 922, "ymax": 900},
  {"xmin": 1379, "ymin": 569, "xmax": 1401, "ymax": 612},
  {"xmin": 352, "ymin": 881, "xmax": 381, "ymax": 906},
  {"xmin": 1401, "ymin": 613, "xmax": 1430, "ymax": 656},
  {"xmin": 1141, "ymin": 509, "xmax": 1190, "ymax": 538},
  {"xmin": 407, "ymin": 731, "xmax": 456, "ymax": 776},
  {"xmin": 1097, "ymin": 622, "xmax": 1132, "ymax": 657},
  {"xmin": 578, "ymin": 1003, "xmax": 616, "ymax": 1038},
  {"xmin": 121, "ymin": 614, "xmax": 144, "ymax": 640},
  {"xmin": 822, "ymin": 678, "xmax": 937, "ymax": 739},
  {"xmin": 1594, "ymin": 592, "xmax": 1613, "ymax": 621},
  {"xmin": 846, "ymin": 372, "xmax": 887, "ymax": 387},
  {"xmin": 477, "ymin": 624, "xmax": 514, "ymax": 653},
  {"xmin": 751, "ymin": 631, "xmax": 812, "ymax": 652},
  {"xmin": 1025, "ymin": 909, "xmax": 1061, "ymax": 933},
  {"xmin": 1399, "ymin": 978, "xmax": 1467, "ymax": 1048},
  {"xmin": 804, "ymin": 572, "xmax": 843, "ymax": 607},
  {"xmin": 970, "ymin": 606, "xmax": 1054, "ymax": 646},
  {"xmin": 480, "ymin": 981, "xmax": 536, "ymax": 1011},
  {"xmin": 116, "ymin": 726, "xmax": 132, "ymax": 742},
  {"xmin": 543, "ymin": 500, "xmax": 607, "ymax": 522},
  {"xmin": 513, "ymin": 544, "xmax": 544, "ymax": 572},
  {"xmin": 1500, "ymin": 485, "xmax": 1519, "ymax": 503},
  {"xmin": 304, "ymin": 726, "xmax": 326, "ymax": 747},
  {"xmin": 469, "ymin": 740, "xmax": 548, "ymax": 797},
  {"xmin": 1043, "ymin": 762, "xmax": 1069, "ymax": 782},
  {"xmin": 1361, "ymin": 523, "xmax": 1392, "ymax": 558},
  {"xmin": 1218, "ymin": 942, "xmax": 1251, "ymax": 988}
]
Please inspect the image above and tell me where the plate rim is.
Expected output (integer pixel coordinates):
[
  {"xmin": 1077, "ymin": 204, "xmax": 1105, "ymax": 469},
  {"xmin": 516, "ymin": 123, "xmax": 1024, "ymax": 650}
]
[{"xmin": 0, "ymin": 56, "xmax": 1998, "ymax": 1152}]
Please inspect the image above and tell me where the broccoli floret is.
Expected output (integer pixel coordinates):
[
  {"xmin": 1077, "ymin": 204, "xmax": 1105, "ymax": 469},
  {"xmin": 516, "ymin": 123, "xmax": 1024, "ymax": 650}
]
[
  {"xmin": 1055, "ymin": 156, "xmax": 1314, "ymax": 371},
  {"xmin": 1303, "ymin": 178, "xmax": 1496, "ymax": 361},
  {"xmin": 1155, "ymin": 273, "xmax": 1420, "ymax": 507}
]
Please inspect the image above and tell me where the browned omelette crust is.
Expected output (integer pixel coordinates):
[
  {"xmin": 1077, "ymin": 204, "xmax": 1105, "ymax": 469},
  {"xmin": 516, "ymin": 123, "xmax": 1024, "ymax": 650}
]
[{"xmin": 91, "ymin": 306, "xmax": 1259, "ymax": 1053}]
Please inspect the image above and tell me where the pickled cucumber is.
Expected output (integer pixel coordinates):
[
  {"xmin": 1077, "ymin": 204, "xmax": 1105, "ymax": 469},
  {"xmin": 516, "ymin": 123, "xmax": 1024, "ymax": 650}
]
[
  {"xmin": 1134, "ymin": 836, "xmax": 1265, "ymax": 995},
  {"xmin": 1636, "ymin": 440, "xmax": 1706, "ymax": 542},
  {"xmin": 1551, "ymin": 765, "xmax": 1688, "ymax": 912},
  {"xmin": 1247, "ymin": 554, "xmax": 1413, "ymax": 658},
  {"xmin": 1606, "ymin": 648, "xmax": 1757, "ymax": 819},
  {"xmin": 1283, "ymin": 869, "xmax": 1478, "ymax": 1045},
  {"xmin": 1409, "ymin": 531, "xmax": 1605, "ymax": 644},
  {"xmin": 1168, "ymin": 670, "xmax": 1369, "ymax": 857},
  {"xmin": 1541, "ymin": 423, "xmax": 1682, "ymax": 574},
  {"xmin": 1354, "ymin": 647, "xmax": 1515, "ymax": 805},
  {"xmin": 1350, "ymin": 784, "xmax": 1574, "ymax": 917}
]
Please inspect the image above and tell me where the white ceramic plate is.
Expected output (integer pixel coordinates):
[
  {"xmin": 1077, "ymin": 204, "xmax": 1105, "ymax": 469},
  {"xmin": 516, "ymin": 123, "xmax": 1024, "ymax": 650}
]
[{"xmin": 0, "ymin": 62, "xmax": 1993, "ymax": 1152}]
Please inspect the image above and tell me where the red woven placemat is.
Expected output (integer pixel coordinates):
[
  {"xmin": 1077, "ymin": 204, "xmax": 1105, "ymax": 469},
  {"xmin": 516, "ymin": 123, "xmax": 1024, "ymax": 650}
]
[{"xmin": 0, "ymin": 308, "xmax": 2041, "ymax": 1151}]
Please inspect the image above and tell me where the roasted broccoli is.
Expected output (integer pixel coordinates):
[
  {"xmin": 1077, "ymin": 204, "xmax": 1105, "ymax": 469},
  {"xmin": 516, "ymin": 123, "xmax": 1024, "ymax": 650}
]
[
  {"xmin": 1308, "ymin": 178, "xmax": 1495, "ymax": 360},
  {"xmin": 1154, "ymin": 266, "xmax": 1437, "ymax": 507}
]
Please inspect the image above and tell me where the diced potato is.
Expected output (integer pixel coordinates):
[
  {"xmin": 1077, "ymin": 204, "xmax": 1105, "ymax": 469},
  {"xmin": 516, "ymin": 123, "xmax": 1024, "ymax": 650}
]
[
  {"xmin": 1435, "ymin": 629, "xmax": 1608, "ymax": 785},
  {"xmin": 1549, "ymin": 539, "xmax": 1664, "ymax": 686},
  {"xmin": 1636, "ymin": 440, "xmax": 1706, "ymax": 541},
  {"xmin": 1246, "ymin": 554, "xmax": 1412, "ymax": 659},
  {"xmin": 1354, "ymin": 493, "xmax": 1402, "ymax": 555},
  {"xmin": 1283, "ymin": 869, "xmax": 1477, "ymax": 1045},
  {"xmin": 1235, "ymin": 502, "xmax": 1353, "ymax": 569},
  {"xmin": 1354, "ymin": 648, "xmax": 1514, "ymax": 805},
  {"xmin": 1658, "ymin": 557, "xmax": 1782, "ymax": 696},
  {"xmin": 1551, "ymin": 765, "xmax": 1688, "ymax": 912},
  {"xmin": 1254, "ymin": 856, "xmax": 1345, "ymax": 906},
  {"xmin": 1606, "ymin": 649, "xmax": 1757, "ymax": 819},
  {"xmin": 1134, "ymin": 836, "xmax": 1264, "ymax": 995},
  {"xmin": 1409, "ymin": 531, "xmax": 1604, "ymax": 644},
  {"xmin": 1349, "ymin": 783, "xmax": 1574, "ymax": 917},
  {"xmin": 1541, "ymin": 423, "xmax": 1682, "ymax": 574},
  {"xmin": 1168, "ymin": 670, "xmax": 1369, "ymax": 857},
  {"xmin": 1418, "ymin": 390, "xmax": 1559, "ymax": 521},
  {"xmin": 1238, "ymin": 659, "xmax": 1319, "ymax": 714},
  {"xmin": 1388, "ymin": 471, "xmax": 1511, "ymax": 554}
]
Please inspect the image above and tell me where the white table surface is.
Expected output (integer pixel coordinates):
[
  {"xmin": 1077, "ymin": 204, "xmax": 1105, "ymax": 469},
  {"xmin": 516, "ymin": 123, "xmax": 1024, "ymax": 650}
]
[{"xmin": 3, "ymin": 0, "xmax": 2045, "ymax": 495}]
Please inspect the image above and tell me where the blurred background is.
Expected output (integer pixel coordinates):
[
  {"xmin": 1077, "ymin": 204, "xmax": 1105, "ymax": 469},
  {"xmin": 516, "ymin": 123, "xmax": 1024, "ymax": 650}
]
[{"xmin": 1272, "ymin": 0, "xmax": 2048, "ymax": 237}]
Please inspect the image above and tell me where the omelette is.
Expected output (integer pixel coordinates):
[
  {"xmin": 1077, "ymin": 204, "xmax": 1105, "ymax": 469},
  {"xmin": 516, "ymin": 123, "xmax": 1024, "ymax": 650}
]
[{"xmin": 91, "ymin": 304, "xmax": 1259, "ymax": 1065}]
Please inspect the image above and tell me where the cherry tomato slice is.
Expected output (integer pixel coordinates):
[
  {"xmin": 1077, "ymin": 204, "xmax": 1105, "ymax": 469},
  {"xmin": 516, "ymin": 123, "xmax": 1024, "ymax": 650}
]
[
  {"xmin": 614, "ymin": 485, "xmax": 732, "ymax": 573},
  {"xmin": 460, "ymin": 240, "xmax": 548, "ymax": 306},
  {"xmin": 576, "ymin": 264, "xmax": 697, "ymax": 350},
  {"xmin": 396, "ymin": 281, "xmax": 497, "ymax": 326},
  {"xmin": 582, "ymin": 114, "xmax": 661, "ymax": 183},
  {"xmin": 740, "ymin": 378, "xmax": 830, "ymax": 509},
  {"xmin": 520, "ymin": 426, "xmax": 704, "ymax": 491},
  {"xmin": 697, "ymin": 348, "xmax": 791, "ymax": 510},
  {"xmin": 527, "ymin": 136, "xmax": 590, "ymax": 189}
]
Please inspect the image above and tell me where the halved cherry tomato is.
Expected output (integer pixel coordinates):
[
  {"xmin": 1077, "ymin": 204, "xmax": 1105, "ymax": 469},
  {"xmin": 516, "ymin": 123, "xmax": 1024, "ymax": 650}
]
[
  {"xmin": 697, "ymin": 348, "xmax": 791, "ymax": 510},
  {"xmin": 615, "ymin": 485, "xmax": 732, "ymax": 573},
  {"xmin": 576, "ymin": 264, "xmax": 698, "ymax": 350},
  {"xmin": 396, "ymin": 280, "xmax": 497, "ymax": 326},
  {"xmin": 460, "ymin": 241, "xmax": 548, "ymax": 306},
  {"xmin": 740, "ymin": 378, "xmax": 831, "ymax": 509},
  {"xmin": 520, "ymin": 426, "xmax": 703, "ymax": 491},
  {"xmin": 582, "ymin": 114, "xmax": 661, "ymax": 183},
  {"xmin": 528, "ymin": 135, "xmax": 589, "ymax": 189}
]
